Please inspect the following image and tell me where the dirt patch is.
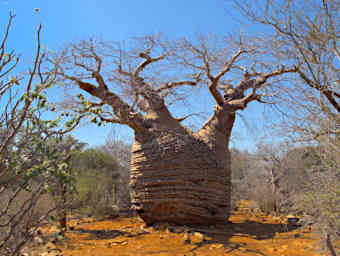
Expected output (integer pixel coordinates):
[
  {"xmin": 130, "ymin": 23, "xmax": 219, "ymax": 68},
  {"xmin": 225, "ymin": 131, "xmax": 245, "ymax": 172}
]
[{"xmin": 24, "ymin": 204, "xmax": 339, "ymax": 256}]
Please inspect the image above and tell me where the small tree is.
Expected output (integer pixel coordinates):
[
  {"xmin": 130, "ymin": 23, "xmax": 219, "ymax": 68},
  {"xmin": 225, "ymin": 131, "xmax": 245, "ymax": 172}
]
[
  {"xmin": 46, "ymin": 135, "xmax": 86, "ymax": 230},
  {"xmin": 72, "ymin": 148, "xmax": 122, "ymax": 217},
  {"xmin": 101, "ymin": 126, "xmax": 132, "ymax": 168},
  {"xmin": 0, "ymin": 14, "xmax": 80, "ymax": 256},
  {"xmin": 100, "ymin": 126, "xmax": 132, "ymax": 211},
  {"xmin": 0, "ymin": 110, "xmax": 81, "ymax": 255}
]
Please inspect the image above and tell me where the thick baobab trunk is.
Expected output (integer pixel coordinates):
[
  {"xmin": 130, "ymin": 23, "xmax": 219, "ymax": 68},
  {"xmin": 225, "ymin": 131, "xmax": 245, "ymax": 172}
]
[
  {"xmin": 130, "ymin": 106, "xmax": 235, "ymax": 225},
  {"xmin": 55, "ymin": 35, "xmax": 298, "ymax": 226}
]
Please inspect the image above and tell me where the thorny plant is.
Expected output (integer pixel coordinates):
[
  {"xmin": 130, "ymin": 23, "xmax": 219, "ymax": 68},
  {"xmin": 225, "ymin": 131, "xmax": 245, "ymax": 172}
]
[{"xmin": 0, "ymin": 14, "xmax": 82, "ymax": 256}]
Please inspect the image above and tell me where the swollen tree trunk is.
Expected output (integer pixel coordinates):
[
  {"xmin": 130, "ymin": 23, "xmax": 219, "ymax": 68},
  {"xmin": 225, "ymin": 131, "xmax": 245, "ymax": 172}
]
[
  {"xmin": 130, "ymin": 105, "xmax": 235, "ymax": 225},
  {"xmin": 54, "ymin": 39, "xmax": 298, "ymax": 225}
]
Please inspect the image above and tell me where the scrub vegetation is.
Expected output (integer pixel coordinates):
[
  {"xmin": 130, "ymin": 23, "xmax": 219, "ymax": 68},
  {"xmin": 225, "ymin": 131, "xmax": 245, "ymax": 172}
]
[{"xmin": 0, "ymin": 1, "xmax": 339, "ymax": 255}]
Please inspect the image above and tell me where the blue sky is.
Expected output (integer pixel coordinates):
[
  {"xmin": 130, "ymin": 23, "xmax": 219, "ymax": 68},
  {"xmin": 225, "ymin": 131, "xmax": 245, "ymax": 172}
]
[{"xmin": 1, "ymin": 0, "xmax": 265, "ymax": 150}]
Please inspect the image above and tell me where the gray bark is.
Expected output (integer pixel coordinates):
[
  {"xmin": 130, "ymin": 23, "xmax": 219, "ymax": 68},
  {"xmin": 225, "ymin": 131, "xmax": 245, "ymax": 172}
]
[{"xmin": 130, "ymin": 104, "xmax": 235, "ymax": 225}]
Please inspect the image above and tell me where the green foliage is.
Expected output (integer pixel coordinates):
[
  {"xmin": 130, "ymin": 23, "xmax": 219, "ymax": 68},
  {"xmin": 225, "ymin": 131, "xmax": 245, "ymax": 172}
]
[
  {"xmin": 0, "ymin": 108, "xmax": 83, "ymax": 255},
  {"xmin": 0, "ymin": 13, "xmax": 88, "ymax": 255},
  {"xmin": 73, "ymin": 148, "xmax": 119, "ymax": 172},
  {"xmin": 70, "ymin": 149, "xmax": 122, "ymax": 217}
]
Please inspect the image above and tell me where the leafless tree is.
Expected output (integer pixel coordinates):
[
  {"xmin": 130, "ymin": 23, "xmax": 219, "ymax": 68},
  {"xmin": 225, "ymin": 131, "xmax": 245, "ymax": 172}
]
[
  {"xmin": 102, "ymin": 125, "xmax": 132, "ymax": 169},
  {"xmin": 99, "ymin": 126, "xmax": 132, "ymax": 211},
  {"xmin": 231, "ymin": 0, "xmax": 339, "ymax": 148},
  {"xmin": 0, "ymin": 13, "xmax": 42, "ymax": 155},
  {"xmin": 51, "ymin": 33, "xmax": 297, "ymax": 225},
  {"xmin": 229, "ymin": 1, "xmax": 340, "ymax": 254}
]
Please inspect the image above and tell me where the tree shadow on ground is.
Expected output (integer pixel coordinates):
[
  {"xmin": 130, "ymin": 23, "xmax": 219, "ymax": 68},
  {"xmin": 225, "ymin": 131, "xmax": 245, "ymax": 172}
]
[
  {"xmin": 72, "ymin": 227, "xmax": 149, "ymax": 240},
  {"xmin": 187, "ymin": 220, "xmax": 300, "ymax": 254},
  {"xmin": 64, "ymin": 218, "xmax": 302, "ymax": 255},
  {"xmin": 229, "ymin": 220, "xmax": 298, "ymax": 239}
]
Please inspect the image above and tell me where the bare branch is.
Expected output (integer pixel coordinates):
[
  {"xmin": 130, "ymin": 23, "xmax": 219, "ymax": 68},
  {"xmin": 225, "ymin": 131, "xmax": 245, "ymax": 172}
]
[
  {"xmin": 92, "ymin": 71, "xmax": 108, "ymax": 90},
  {"xmin": 129, "ymin": 93, "xmax": 139, "ymax": 112},
  {"xmin": 134, "ymin": 53, "xmax": 165, "ymax": 77},
  {"xmin": 207, "ymin": 49, "xmax": 246, "ymax": 106},
  {"xmin": 236, "ymin": 65, "xmax": 298, "ymax": 92},
  {"xmin": 0, "ymin": 13, "xmax": 15, "ymax": 63},
  {"xmin": 333, "ymin": 91, "xmax": 340, "ymax": 99},
  {"xmin": 0, "ymin": 54, "xmax": 20, "ymax": 80},
  {"xmin": 175, "ymin": 112, "xmax": 203, "ymax": 122},
  {"xmin": 255, "ymin": 96, "xmax": 275, "ymax": 104},
  {"xmin": 98, "ymin": 115, "xmax": 127, "ymax": 124},
  {"xmin": 228, "ymin": 89, "xmax": 260, "ymax": 110},
  {"xmin": 322, "ymin": 90, "xmax": 340, "ymax": 113},
  {"xmin": 0, "ymin": 14, "xmax": 20, "ymax": 81},
  {"xmin": 57, "ymin": 72, "xmax": 137, "ymax": 125},
  {"xmin": 216, "ymin": 49, "xmax": 246, "ymax": 82},
  {"xmin": 297, "ymin": 69, "xmax": 340, "ymax": 113},
  {"xmin": 190, "ymin": 43, "xmax": 214, "ymax": 81},
  {"xmin": 156, "ymin": 73, "xmax": 201, "ymax": 93},
  {"xmin": 71, "ymin": 50, "xmax": 107, "ymax": 90},
  {"xmin": 89, "ymin": 44, "xmax": 102, "ymax": 73},
  {"xmin": 259, "ymin": 90, "xmax": 280, "ymax": 98},
  {"xmin": 1, "ymin": 24, "xmax": 42, "ymax": 155},
  {"xmin": 207, "ymin": 84, "xmax": 225, "ymax": 106},
  {"xmin": 118, "ymin": 65, "xmax": 131, "ymax": 77}
]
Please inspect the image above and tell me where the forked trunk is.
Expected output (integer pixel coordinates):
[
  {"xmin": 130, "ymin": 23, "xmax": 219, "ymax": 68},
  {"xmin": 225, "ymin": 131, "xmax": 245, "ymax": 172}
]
[
  {"xmin": 130, "ymin": 105, "xmax": 235, "ymax": 225},
  {"xmin": 55, "ymin": 35, "xmax": 298, "ymax": 226}
]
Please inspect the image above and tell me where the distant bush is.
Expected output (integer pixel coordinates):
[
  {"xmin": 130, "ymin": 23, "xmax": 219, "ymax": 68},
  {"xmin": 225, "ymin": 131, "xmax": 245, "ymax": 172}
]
[{"xmin": 71, "ymin": 148, "xmax": 129, "ymax": 218}]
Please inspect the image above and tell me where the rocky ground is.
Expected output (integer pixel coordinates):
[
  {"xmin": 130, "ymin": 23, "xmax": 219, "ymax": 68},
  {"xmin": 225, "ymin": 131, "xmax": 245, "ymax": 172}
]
[{"xmin": 22, "ymin": 201, "xmax": 340, "ymax": 256}]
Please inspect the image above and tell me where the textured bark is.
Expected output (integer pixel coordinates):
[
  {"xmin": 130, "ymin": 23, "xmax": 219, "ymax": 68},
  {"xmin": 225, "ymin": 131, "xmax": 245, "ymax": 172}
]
[
  {"xmin": 54, "ymin": 39, "xmax": 298, "ymax": 226},
  {"xmin": 130, "ymin": 105, "xmax": 235, "ymax": 225}
]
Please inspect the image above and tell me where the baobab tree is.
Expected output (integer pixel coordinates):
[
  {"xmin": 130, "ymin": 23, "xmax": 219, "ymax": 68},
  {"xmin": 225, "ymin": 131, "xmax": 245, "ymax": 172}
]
[{"xmin": 51, "ymin": 35, "xmax": 297, "ymax": 225}]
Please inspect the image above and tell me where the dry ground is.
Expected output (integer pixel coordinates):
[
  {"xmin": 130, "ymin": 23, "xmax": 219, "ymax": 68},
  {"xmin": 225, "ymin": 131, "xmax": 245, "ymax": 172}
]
[{"xmin": 24, "ymin": 201, "xmax": 340, "ymax": 256}]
